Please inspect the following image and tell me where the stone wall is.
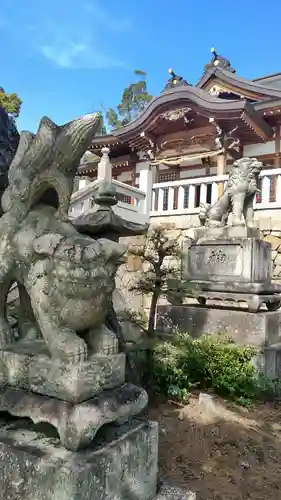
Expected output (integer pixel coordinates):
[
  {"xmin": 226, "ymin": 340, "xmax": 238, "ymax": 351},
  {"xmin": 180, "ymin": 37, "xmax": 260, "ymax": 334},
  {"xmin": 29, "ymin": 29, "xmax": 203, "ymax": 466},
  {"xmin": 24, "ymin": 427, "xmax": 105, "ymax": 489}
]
[
  {"xmin": 115, "ymin": 235, "xmax": 146, "ymax": 314},
  {"xmin": 263, "ymin": 232, "xmax": 281, "ymax": 280},
  {"xmin": 115, "ymin": 219, "xmax": 281, "ymax": 317}
]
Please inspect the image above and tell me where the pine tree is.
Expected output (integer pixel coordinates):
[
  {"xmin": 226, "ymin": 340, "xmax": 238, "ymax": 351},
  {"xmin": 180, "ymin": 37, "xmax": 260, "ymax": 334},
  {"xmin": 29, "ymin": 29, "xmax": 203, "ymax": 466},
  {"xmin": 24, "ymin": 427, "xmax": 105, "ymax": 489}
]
[{"xmin": 106, "ymin": 70, "xmax": 153, "ymax": 129}]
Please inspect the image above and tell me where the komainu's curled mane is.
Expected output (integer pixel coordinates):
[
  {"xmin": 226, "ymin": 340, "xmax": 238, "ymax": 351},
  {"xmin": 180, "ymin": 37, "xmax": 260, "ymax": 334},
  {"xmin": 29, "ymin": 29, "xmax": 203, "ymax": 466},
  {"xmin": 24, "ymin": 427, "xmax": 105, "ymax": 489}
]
[{"xmin": 199, "ymin": 157, "xmax": 263, "ymax": 227}]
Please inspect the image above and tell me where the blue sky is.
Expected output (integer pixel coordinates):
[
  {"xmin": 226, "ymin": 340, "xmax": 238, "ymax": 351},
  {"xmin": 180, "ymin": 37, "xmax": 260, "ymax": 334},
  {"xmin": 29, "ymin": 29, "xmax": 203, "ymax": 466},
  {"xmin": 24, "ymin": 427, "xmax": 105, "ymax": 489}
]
[{"xmin": 2, "ymin": 0, "xmax": 281, "ymax": 132}]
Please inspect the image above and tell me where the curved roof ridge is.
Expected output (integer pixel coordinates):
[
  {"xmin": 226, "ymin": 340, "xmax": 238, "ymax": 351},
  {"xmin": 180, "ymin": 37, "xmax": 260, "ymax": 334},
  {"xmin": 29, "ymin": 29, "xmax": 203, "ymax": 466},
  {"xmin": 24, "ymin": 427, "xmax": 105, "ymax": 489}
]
[
  {"xmin": 197, "ymin": 67, "xmax": 281, "ymax": 99},
  {"xmin": 110, "ymin": 85, "xmax": 250, "ymax": 139}
]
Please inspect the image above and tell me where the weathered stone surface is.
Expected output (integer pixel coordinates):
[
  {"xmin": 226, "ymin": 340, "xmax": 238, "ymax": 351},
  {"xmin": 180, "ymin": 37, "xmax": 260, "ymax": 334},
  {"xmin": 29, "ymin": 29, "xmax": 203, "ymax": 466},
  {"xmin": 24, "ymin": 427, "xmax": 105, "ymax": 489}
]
[
  {"xmin": 0, "ymin": 340, "xmax": 126, "ymax": 403},
  {"xmin": 274, "ymin": 265, "xmax": 281, "ymax": 277},
  {"xmin": 264, "ymin": 234, "xmax": 281, "ymax": 251},
  {"xmin": 156, "ymin": 482, "xmax": 196, "ymax": 499},
  {"xmin": 0, "ymin": 384, "xmax": 148, "ymax": 451},
  {"xmin": 189, "ymin": 280, "xmax": 281, "ymax": 294},
  {"xmin": 0, "ymin": 113, "xmax": 135, "ymax": 367},
  {"xmin": 126, "ymin": 253, "xmax": 143, "ymax": 272},
  {"xmin": 275, "ymin": 253, "xmax": 281, "ymax": 266},
  {"xmin": 272, "ymin": 250, "xmax": 278, "ymax": 260},
  {"xmin": 0, "ymin": 418, "xmax": 158, "ymax": 500},
  {"xmin": 254, "ymin": 343, "xmax": 281, "ymax": 379},
  {"xmin": 191, "ymin": 225, "xmax": 260, "ymax": 242},
  {"xmin": 184, "ymin": 286, "xmax": 281, "ymax": 312},
  {"xmin": 0, "ymin": 110, "xmax": 159, "ymax": 499},
  {"xmin": 183, "ymin": 237, "xmax": 271, "ymax": 284},
  {"xmin": 156, "ymin": 304, "xmax": 281, "ymax": 347}
]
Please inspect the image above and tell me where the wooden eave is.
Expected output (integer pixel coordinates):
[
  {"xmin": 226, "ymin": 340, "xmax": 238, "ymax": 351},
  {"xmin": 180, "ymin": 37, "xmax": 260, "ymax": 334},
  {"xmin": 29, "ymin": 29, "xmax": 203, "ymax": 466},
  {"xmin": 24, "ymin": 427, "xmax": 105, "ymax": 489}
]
[
  {"xmin": 77, "ymin": 154, "xmax": 133, "ymax": 176},
  {"xmin": 88, "ymin": 86, "xmax": 274, "ymax": 157},
  {"xmin": 196, "ymin": 68, "xmax": 281, "ymax": 102},
  {"xmin": 110, "ymin": 86, "xmax": 273, "ymax": 145},
  {"xmin": 253, "ymin": 99, "xmax": 281, "ymax": 126},
  {"xmin": 90, "ymin": 134, "xmax": 118, "ymax": 148},
  {"xmin": 89, "ymin": 137, "xmax": 131, "ymax": 158}
]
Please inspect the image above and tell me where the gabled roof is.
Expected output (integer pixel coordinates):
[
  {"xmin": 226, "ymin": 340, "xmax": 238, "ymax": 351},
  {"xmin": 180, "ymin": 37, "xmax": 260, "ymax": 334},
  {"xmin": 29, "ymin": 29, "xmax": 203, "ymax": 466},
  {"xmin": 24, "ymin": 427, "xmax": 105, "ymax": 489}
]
[
  {"xmin": 196, "ymin": 67, "xmax": 281, "ymax": 101},
  {"xmin": 109, "ymin": 85, "xmax": 273, "ymax": 141},
  {"xmin": 89, "ymin": 85, "xmax": 273, "ymax": 156}
]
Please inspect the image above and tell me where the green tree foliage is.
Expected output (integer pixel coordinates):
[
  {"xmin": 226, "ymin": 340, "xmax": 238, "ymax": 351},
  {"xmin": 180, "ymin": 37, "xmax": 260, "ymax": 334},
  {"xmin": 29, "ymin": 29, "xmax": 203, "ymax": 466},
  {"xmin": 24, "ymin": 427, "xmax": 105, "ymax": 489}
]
[
  {"xmin": 0, "ymin": 87, "xmax": 22, "ymax": 118},
  {"xmin": 106, "ymin": 70, "xmax": 153, "ymax": 129},
  {"xmin": 129, "ymin": 226, "xmax": 187, "ymax": 336}
]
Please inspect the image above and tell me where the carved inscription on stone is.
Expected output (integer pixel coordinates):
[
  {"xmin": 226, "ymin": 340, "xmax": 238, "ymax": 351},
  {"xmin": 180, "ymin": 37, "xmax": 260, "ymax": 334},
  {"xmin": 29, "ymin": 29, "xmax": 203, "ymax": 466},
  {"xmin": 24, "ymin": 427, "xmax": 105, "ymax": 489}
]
[{"xmin": 188, "ymin": 244, "xmax": 243, "ymax": 278}]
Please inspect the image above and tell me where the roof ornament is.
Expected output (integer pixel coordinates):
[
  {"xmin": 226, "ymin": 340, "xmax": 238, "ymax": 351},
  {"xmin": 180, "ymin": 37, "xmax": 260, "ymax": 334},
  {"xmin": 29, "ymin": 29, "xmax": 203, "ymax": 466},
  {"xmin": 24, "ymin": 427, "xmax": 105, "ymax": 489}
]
[
  {"xmin": 162, "ymin": 68, "xmax": 190, "ymax": 92},
  {"xmin": 204, "ymin": 47, "xmax": 236, "ymax": 73}
]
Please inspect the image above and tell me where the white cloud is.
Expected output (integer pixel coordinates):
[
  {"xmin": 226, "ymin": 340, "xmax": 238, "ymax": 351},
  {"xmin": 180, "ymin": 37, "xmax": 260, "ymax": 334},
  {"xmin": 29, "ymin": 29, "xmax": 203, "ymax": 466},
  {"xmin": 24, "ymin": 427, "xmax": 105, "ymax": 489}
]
[
  {"xmin": 40, "ymin": 39, "xmax": 124, "ymax": 69},
  {"xmin": 1, "ymin": 0, "xmax": 131, "ymax": 69}
]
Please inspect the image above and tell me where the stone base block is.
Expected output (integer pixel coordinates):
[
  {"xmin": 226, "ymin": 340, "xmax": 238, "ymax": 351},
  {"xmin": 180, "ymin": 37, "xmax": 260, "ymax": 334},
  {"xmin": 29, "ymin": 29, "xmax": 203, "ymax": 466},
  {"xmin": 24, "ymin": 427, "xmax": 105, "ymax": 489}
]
[
  {"xmin": 0, "ymin": 417, "xmax": 158, "ymax": 500},
  {"xmin": 0, "ymin": 340, "xmax": 125, "ymax": 403},
  {"xmin": 156, "ymin": 483, "xmax": 195, "ymax": 499},
  {"xmin": 190, "ymin": 225, "xmax": 260, "ymax": 242},
  {"xmin": 254, "ymin": 343, "xmax": 281, "ymax": 379},
  {"xmin": 190, "ymin": 280, "xmax": 281, "ymax": 294},
  {"xmin": 0, "ymin": 384, "xmax": 148, "ymax": 451},
  {"xmin": 192, "ymin": 289, "xmax": 281, "ymax": 312},
  {"xmin": 156, "ymin": 305, "xmax": 281, "ymax": 347}
]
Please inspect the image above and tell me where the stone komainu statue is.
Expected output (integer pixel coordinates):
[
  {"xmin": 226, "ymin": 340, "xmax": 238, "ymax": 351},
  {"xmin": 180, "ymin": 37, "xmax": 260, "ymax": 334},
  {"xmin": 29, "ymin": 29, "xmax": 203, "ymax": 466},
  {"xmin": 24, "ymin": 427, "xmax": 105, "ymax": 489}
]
[
  {"xmin": 0, "ymin": 112, "xmax": 127, "ymax": 363},
  {"xmin": 199, "ymin": 157, "xmax": 263, "ymax": 227}
]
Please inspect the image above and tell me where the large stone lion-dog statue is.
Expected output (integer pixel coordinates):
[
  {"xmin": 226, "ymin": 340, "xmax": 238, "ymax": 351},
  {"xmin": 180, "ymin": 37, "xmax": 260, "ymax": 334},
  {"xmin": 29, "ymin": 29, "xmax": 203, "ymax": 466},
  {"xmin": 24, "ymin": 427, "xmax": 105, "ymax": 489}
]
[
  {"xmin": 199, "ymin": 157, "xmax": 263, "ymax": 227},
  {"xmin": 0, "ymin": 112, "xmax": 127, "ymax": 363}
]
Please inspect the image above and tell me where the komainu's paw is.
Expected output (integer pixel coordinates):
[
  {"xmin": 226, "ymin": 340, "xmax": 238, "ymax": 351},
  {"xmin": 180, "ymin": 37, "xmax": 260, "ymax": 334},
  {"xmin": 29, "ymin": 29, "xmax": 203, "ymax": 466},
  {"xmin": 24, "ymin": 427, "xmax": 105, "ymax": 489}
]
[{"xmin": 49, "ymin": 328, "xmax": 88, "ymax": 364}]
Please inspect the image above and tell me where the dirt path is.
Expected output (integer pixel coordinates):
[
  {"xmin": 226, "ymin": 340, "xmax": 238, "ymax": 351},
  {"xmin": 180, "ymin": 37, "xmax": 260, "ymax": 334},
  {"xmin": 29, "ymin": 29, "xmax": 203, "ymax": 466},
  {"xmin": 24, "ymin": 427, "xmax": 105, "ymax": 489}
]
[{"xmin": 148, "ymin": 394, "xmax": 281, "ymax": 500}]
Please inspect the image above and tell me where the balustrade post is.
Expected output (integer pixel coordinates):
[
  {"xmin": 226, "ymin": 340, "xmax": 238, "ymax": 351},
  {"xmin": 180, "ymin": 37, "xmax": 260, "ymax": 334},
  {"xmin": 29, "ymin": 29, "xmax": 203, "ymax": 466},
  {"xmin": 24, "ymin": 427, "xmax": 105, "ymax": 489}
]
[
  {"xmin": 262, "ymin": 176, "xmax": 270, "ymax": 205},
  {"xmin": 199, "ymin": 183, "xmax": 207, "ymax": 204},
  {"xmin": 188, "ymin": 184, "xmax": 196, "ymax": 210},
  {"xmin": 137, "ymin": 162, "xmax": 153, "ymax": 214},
  {"xmin": 276, "ymin": 174, "xmax": 281, "ymax": 202},
  {"xmin": 211, "ymin": 182, "xmax": 219, "ymax": 204}
]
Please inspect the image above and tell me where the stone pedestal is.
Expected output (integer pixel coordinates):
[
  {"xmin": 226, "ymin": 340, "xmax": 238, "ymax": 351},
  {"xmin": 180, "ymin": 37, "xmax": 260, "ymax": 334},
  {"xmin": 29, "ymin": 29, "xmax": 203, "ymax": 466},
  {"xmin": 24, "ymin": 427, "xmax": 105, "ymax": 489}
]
[
  {"xmin": 156, "ymin": 304, "xmax": 281, "ymax": 378},
  {"xmin": 183, "ymin": 235, "xmax": 271, "ymax": 283},
  {"xmin": 0, "ymin": 340, "xmax": 126, "ymax": 403},
  {"xmin": 181, "ymin": 226, "xmax": 281, "ymax": 312},
  {"xmin": 157, "ymin": 304, "xmax": 281, "ymax": 346},
  {"xmin": 0, "ymin": 336, "xmax": 159, "ymax": 498},
  {"xmin": 0, "ymin": 418, "xmax": 158, "ymax": 500}
]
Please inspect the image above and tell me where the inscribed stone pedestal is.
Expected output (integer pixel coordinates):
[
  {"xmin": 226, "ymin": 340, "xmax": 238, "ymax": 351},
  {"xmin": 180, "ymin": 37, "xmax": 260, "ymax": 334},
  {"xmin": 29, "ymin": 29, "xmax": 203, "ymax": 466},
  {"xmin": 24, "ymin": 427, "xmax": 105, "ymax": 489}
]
[
  {"xmin": 183, "ymin": 237, "xmax": 271, "ymax": 283},
  {"xmin": 0, "ymin": 418, "xmax": 158, "ymax": 500}
]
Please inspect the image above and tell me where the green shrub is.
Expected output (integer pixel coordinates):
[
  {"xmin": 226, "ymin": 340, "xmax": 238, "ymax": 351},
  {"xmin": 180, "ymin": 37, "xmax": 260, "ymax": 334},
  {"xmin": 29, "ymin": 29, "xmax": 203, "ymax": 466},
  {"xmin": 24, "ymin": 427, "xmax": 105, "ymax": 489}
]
[{"xmin": 151, "ymin": 333, "xmax": 265, "ymax": 403}]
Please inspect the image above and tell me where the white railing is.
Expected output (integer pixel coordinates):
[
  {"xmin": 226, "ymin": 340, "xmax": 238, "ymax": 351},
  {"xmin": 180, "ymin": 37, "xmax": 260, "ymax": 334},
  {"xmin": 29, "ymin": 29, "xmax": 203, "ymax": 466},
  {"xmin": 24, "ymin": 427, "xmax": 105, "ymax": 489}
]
[
  {"xmin": 151, "ymin": 168, "xmax": 281, "ymax": 216},
  {"xmin": 70, "ymin": 178, "xmax": 147, "ymax": 221}
]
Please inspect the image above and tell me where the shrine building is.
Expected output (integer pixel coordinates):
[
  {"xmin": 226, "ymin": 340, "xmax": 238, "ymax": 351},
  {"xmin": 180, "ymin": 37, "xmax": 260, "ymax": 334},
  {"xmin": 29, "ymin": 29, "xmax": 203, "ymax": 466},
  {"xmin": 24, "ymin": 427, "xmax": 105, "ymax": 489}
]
[{"xmin": 71, "ymin": 48, "xmax": 281, "ymax": 226}]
